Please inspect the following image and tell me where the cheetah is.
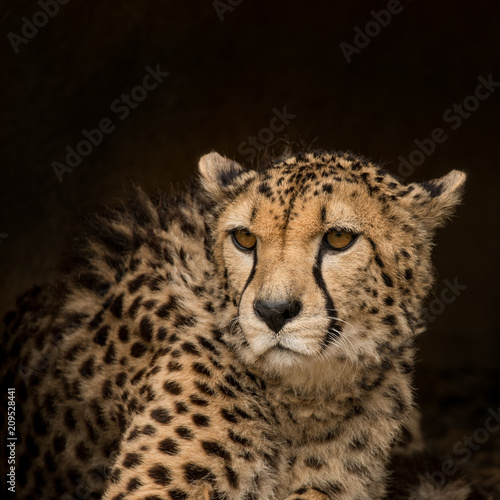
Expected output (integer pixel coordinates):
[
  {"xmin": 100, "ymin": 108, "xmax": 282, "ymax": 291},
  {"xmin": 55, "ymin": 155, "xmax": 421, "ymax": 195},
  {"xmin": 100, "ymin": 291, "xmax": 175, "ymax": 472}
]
[{"xmin": 1, "ymin": 150, "xmax": 469, "ymax": 499}]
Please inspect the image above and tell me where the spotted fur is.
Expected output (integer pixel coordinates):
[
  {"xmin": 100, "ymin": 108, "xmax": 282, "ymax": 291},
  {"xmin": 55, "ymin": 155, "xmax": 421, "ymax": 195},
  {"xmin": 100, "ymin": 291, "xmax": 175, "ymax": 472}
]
[{"xmin": 0, "ymin": 150, "xmax": 467, "ymax": 499}]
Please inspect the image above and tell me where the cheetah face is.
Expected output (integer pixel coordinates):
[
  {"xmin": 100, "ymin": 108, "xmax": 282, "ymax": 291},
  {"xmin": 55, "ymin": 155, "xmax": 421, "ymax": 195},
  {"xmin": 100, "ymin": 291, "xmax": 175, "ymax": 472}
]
[{"xmin": 199, "ymin": 152, "xmax": 465, "ymax": 377}]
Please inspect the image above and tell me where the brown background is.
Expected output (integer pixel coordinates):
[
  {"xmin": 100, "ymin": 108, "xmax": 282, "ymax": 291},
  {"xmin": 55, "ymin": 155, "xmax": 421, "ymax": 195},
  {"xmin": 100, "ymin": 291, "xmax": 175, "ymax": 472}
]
[{"xmin": 0, "ymin": 1, "xmax": 499, "ymax": 376}]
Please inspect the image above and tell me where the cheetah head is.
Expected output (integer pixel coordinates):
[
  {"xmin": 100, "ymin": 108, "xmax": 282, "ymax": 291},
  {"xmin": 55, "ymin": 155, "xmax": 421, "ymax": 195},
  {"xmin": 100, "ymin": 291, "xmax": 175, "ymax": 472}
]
[{"xmin": 199, "ymin": 151, "xmax": 465, "ymax": 381}]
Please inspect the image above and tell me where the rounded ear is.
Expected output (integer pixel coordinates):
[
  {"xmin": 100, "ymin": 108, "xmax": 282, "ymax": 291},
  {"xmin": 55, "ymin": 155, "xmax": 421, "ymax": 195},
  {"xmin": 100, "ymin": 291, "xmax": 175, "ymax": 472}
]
[
  {"xmin": 400, "ymin": 170, "xmax": 467, "ymax": 230},
  {"xmin": 198, "ymin": 152, "xmax": 248, "ymax": 200}
]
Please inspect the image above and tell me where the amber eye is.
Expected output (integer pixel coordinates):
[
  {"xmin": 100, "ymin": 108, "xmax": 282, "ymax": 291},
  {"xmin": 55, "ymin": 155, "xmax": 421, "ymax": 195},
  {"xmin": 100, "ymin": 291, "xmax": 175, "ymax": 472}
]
[
  {"xmin": 231, "ymin": 229, "xmax": 257, "ymax": 251},
  {"xmin": 325, "ymin": 230, "xmax": 355, "ymax": 251}
]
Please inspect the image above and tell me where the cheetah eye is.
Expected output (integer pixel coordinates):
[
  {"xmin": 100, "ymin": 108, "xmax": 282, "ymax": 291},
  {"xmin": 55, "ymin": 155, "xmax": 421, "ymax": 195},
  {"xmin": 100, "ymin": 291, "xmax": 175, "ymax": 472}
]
[
  {"xmin": 231, "ymin": 229, "xmax": 257, "ymax": 252},
  {"xmin": 324, "ymin": 229, "xmax": 356, "ymax": 251}
]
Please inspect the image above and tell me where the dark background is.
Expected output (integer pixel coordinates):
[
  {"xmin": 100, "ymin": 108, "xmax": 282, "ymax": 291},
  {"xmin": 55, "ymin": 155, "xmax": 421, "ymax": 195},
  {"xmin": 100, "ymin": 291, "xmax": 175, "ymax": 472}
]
[{"xmin": 1, "ymin": 1, "xmax": 499, "ymax": 484}]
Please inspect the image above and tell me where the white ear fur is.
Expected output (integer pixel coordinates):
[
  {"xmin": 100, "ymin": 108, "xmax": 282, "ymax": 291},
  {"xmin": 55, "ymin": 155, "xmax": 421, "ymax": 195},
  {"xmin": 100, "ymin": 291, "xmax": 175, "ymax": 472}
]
[
  {"xmin": 198, "ymin": 152, "xmax": 246, "ymax": 200},
  {"xmin": 401, "ymin": 170, "xmax": 467, "ymax": 229}
]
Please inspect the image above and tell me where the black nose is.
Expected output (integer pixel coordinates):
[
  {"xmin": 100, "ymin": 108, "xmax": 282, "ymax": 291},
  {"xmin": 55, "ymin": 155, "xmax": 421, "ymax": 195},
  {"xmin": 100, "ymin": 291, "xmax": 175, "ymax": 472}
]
[{"xmin": 253, "ymin": 299, "xmax": 302, "ymax": 333}]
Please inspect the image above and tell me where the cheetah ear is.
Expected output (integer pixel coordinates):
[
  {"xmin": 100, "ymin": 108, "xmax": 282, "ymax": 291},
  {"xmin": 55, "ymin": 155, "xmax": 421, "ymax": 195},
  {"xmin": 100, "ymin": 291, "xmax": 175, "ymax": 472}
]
[
  {"xmin": 198, "ymin": 152, "xmax": 249, "ymax": 200},
  {"xmin": 401, "ymin": 170, "xmax": 467, "ymax": 230}
]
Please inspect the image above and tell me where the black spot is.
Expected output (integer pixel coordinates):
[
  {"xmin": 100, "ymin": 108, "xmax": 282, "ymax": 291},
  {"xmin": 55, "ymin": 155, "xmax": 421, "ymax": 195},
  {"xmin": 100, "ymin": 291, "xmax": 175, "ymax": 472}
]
[
  {"xmin": 127, "ymin": 427, "xmax": 141, "ymax": 441},
  {"xmin": 102, "ymin": 379, "xmax": 113, "ymax": 399},
  {"xmin": 184, "ymin": 463, "xmax": 214, "ymax": 484},
  {"xmin": 404, "ymin": 269, "xmax": 413, "ymax": 280},
  {"xmin": 148, "ymin": 464, "xmax": 172, "ymax": 486},
  {"xmin": 156, "ymin": 296, "xmax": 178, "ymax": 319},
  {"xmin": 322, "ymin": 183, "xmax": 333, "ymax": 194},
  {"xmin": 381, "ymin": 272, "xmax": 394, "ymax": 287},
  {"xmin": 79, "ymin": 357, "xmax": 95, "ymax": 378},
  {"xmin": 131, "ymin": 342, "xmax": 147, "ymax": 358},
  {"xmin": 224, "ymin": 374, "xmax": 243, "ymax": 392},
  {"xmin": 139, "ymin": 316, "xmax": 154, "ymax": 342},
  {"xmin": 168, "ymin": 360, "xmax": 183, "ymax": 372},
  {"xmin": 104, "ymin": 342, "xmax": 117, "ymax": 364},
  {"xmin": 384, "ymin": 296, "xmax": 394, "ymax": 306},
  {"xmin": 110, "ymin": 293, "xmax": 124, "ymax": 318},
  {"xmin": 175, "ymin": 401, "xmax": 189, "ymax": 414},
  {"xmin": 94, "ymin": 325, "xmax": 110, "ymax": 346},
  {"xmin": 383, "ymin": 315, "xmax": 397, "ymax": 326},
  {"xmin": 225, "ymin": 465, "xmax": 239, "ymax": 488},
  {"xmin": 190, "ymin": 395, "xmax": 208, "ymax": 407},
  {"xmin": 118, "ymin": 325, "xmax": 130, "ymax": 343},
  {"xmin": 174, "ymin": 315, "xmax": 197, "ymax": 328},
  {"xmin": 164, "ymin": 381, "xmax": 182, "ymax": 395},
  {"xmin": 192, "ymin": 362, "xmax": 211, "ymax": 377},
  {"xmin": 175, "ymin": 426, "xmax": 195, "ymax": 440},
  {"xmin": 123, "ymin": 452, "xmax": 142, "ymax": 468},
  {"xmin": 181, "ymin": 342, "xmax": 199, "ymax": 355},
  {"xmin": 142, "ymin": 424, "xmax": 156, "ymax": 436},
  {"xmin": 151, "ymin": 408, "xmax": 173, "ymax": 424},
  {"xmin": 221, "ymin": 408, "xmax": 238, "ymax": 423},
  {"xmin": 65, "ymin": 342, "xmax": 85, "ymax": 361},
  {"xmin": 228, "ymin": 429, "xmax": 251, "ymax": 447},
  {"xmin": 202, "ymin": 441, "xmax": 231, "ymax": 462},
  {"xmin": 89, "ymin": 310, "xmax": 104, "ymax": 330},
  {"xmin": 128, "ymin": 296, "xmax": 142, "ymax": 318},
  {"xmin": 195, "ymin": 380, "xmax": 216, "ymax": 396},
  {"xmin": 157, "ymin": 326, "xmax": 168, "ymax": 341},
  {"xmin": 131, "ymin": 368, "xmax": 146, "ymax": 385},
  {"xmin": 374, "ymin": 255, "xmax": 384, "ymax": 268},
  {"xmin": 168, "ymin": 490, "xmax": 188, "ymax": 500},
  {"xmin": 217, "ymin": 384, "xmax": 236, "ymax": 398},
  {"xmin": 126, "ymin": 477, "xmax": 142, "ymax": 491},
  {"xmin": 192, "ymin": 414, "xmax": 210, "ymax": 427},
  {"xmin": 115, "ymin": 372, "xmax": 127, "ymax": 387},
  {"xmin": 158, "ymin": 438, "xmax": 180, "ymax": 455},
  {"xmin": 128, "ymin": 273, "xmax": 147, "ymax": 294}
]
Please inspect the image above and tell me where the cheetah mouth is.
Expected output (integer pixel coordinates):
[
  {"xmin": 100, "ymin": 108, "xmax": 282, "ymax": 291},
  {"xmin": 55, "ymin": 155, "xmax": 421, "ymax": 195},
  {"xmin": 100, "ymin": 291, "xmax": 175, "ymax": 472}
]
[
  {"xmin": 263, "ymin": 337, "xmax": 311, "ymax": 358},
  {"xmin": 273, "ymin": 343, "xmax": 297, "ymax": 353}
]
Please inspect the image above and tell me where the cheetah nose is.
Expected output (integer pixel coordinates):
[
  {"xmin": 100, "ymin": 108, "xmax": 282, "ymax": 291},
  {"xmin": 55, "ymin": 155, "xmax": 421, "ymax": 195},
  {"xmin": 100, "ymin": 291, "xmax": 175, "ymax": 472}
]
[{"xmin": 253, "ymin": 299, "xmax": 302, "ymax": 333}]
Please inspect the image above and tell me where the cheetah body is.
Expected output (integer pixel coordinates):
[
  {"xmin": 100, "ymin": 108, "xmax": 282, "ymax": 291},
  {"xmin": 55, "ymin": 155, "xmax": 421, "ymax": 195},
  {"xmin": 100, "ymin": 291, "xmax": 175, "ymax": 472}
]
[{"xmin": 0, "ymin": 151, "xmax": 466, "ymax": 499}]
